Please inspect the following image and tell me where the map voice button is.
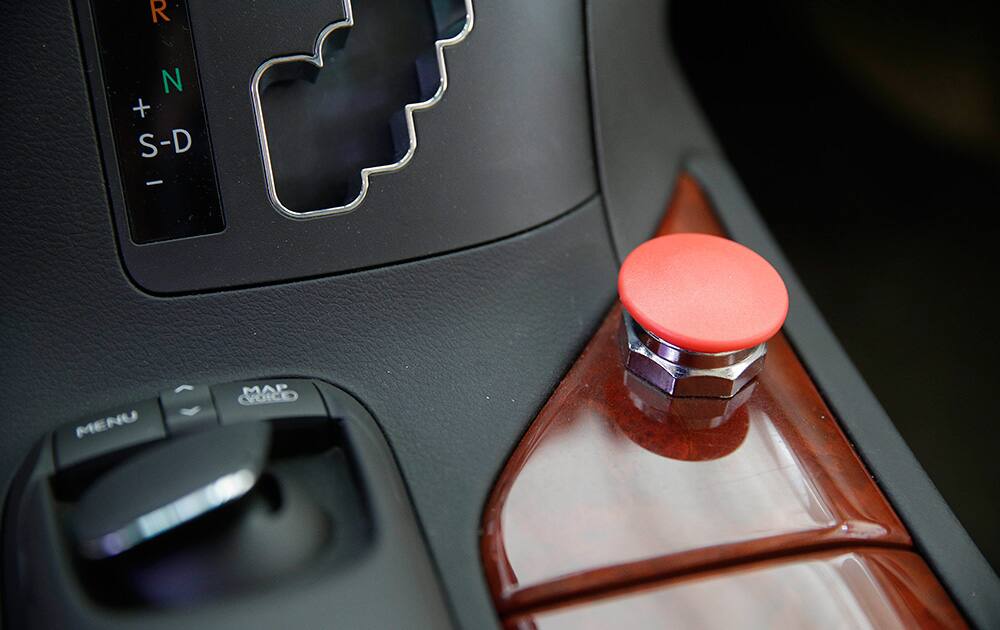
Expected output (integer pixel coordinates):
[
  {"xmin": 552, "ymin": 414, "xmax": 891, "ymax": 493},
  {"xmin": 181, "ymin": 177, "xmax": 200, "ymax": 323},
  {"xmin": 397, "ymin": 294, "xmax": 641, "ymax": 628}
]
[{"xmin": 211, "ymin": 379, "xmax": 327, "ymax": 424}]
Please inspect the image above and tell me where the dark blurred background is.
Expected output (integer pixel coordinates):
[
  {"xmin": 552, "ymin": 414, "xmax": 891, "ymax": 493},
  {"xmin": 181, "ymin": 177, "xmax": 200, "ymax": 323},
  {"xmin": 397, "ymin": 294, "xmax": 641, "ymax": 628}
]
[{"xmin": 672, "ymin": 0, "xmax": 999, "ymax": 571}]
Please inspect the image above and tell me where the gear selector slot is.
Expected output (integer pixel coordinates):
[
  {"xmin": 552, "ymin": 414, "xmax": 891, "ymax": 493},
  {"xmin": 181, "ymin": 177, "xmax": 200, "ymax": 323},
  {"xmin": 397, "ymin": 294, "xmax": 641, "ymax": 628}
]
[{"xmin": 251, "ymin": 0, "xmax": 473, "ymax": 218}]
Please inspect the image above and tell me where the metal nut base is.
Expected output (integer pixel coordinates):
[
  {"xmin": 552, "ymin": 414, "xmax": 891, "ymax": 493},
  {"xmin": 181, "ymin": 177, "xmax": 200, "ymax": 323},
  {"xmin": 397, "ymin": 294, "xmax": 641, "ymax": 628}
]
[{"xmin": 621, "ymin": 312, "xmax": 766, "ymax": 398}]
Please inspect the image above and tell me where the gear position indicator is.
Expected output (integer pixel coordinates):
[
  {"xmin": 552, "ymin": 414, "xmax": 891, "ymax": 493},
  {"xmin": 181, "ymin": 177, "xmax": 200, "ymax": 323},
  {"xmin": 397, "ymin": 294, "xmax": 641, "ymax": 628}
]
[{"xmin": 92, "ymin": 0, "xmax": 224, "ymax": 243}]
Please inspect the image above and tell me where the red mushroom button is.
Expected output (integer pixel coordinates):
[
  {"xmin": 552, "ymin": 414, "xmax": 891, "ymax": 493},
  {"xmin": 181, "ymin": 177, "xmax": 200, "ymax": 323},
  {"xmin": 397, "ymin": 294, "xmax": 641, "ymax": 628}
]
[{"xmin": 618, "ymin": 233, "xmax": 789, "ymax": 354}]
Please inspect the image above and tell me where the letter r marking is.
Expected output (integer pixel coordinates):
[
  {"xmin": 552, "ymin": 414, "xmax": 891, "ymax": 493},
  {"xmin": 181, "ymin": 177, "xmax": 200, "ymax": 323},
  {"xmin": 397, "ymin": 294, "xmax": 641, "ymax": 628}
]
[{"xmin": 150, "ymin": 0, "xmax": 170, "ymax": 24}]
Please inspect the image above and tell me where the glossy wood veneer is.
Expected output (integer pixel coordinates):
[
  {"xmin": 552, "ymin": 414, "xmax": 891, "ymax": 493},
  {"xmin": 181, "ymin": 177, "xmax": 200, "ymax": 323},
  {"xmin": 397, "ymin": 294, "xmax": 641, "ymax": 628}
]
[
  {"xmin": 504, "ymin": 549, "xmax": 966, "ymax": 630},
  {"xmin": 481, "ymin": 175, "xmax": 912, "ymax": 613}
]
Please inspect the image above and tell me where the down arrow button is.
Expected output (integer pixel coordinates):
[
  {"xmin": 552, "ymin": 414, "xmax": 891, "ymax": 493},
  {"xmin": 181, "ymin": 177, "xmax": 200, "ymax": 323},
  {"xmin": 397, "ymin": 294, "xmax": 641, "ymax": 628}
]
[{"xmin": 159, "ymin": 384, "xmax": 218, "ymax": 435}]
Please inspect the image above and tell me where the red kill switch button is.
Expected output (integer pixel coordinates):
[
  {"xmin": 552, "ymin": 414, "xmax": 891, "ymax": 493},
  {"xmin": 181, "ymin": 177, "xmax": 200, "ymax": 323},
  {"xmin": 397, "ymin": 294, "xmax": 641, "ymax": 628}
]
[{"xmin": 618, "ymin": 233, "xmax": 788, "ymax": 398}]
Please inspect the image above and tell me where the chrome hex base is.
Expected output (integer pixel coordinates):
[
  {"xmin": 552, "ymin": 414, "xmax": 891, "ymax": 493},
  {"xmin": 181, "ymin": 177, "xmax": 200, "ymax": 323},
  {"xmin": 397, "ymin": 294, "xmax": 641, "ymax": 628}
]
[{"xmin": 621, "ymin": 312, "xmax": 766, "ymax": 399}]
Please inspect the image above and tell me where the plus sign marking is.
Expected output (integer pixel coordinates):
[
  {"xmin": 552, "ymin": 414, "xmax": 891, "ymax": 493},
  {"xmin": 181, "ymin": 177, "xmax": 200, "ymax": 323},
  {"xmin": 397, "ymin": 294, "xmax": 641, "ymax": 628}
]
[{"xmin": 132, "ymin": 98, "xmax": 150, "ymax": 119}]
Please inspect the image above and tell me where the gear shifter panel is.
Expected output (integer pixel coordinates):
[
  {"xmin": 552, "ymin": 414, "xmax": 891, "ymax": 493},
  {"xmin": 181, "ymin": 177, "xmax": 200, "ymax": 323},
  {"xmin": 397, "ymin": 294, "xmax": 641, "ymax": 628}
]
[{"xmin": 73, "ymin": 0, "xmax": 596, "ymax": 293}]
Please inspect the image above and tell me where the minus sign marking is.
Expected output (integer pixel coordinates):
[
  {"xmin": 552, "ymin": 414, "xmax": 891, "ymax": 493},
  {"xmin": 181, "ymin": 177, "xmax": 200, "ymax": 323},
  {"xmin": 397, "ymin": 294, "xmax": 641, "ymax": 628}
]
[{"xmin": 146, "ymin": 179, "xmax": 164, "ymax": 186}]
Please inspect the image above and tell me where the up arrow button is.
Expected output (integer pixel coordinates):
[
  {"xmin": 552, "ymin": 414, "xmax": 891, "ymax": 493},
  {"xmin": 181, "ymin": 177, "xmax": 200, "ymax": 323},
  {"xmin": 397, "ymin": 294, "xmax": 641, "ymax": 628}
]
[{"xmin": 159, "ymin": 384, "xmax": 217, "ymax": 435}]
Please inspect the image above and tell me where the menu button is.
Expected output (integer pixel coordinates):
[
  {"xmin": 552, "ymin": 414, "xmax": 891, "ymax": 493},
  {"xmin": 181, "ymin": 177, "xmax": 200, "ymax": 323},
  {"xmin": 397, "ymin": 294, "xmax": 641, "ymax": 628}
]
[{"xmin": 55, "ymin": 399, "xmax": 166, "ymax": 470}]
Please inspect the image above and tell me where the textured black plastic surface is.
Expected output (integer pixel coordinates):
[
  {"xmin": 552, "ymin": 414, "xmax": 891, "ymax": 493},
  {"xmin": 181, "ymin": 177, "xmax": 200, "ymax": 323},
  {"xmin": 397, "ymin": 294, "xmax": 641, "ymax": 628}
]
[
  {"xmin": 76, "ymin": 0, "xmax": 598, "ymax": 292},
  {"xmin": 586, "ymin": 0, "xmax": 716, "ymax": 260},
  {"xmin": 688, "ymin": 156, "xmax": 1000, "ymax": 630},
  {"xmin": 0, "ymin": 5, "xmax": 618, "ymax": 615},
  {"xmin": 0, "ymin": 5, "xmax": 618, "ymax": 627}
]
